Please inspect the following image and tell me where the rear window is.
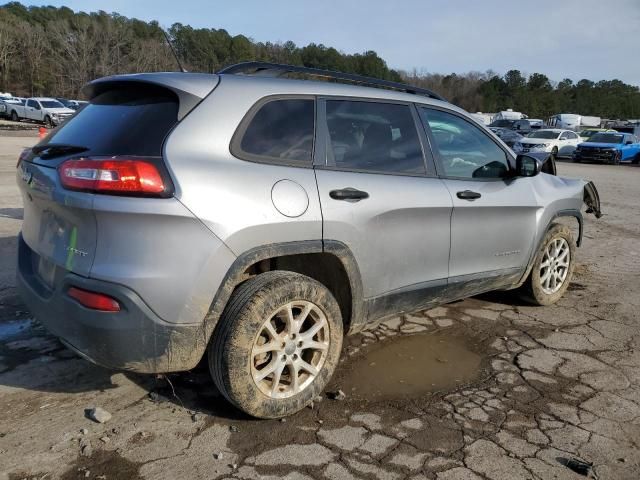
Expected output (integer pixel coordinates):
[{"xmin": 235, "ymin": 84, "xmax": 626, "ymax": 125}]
[
  {"xmin": 232, "ymin": 98, "xmax": 315, "ymax": 164},
  {"xmin": 44, "ymin": 84, "xmax": 179, "ymax": 156}
]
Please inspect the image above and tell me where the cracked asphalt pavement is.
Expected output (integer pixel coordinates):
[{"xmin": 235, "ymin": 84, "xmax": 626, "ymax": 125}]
[{"xmin": 1, "ymin": 133, "xmax": 639, "ymax": 480}]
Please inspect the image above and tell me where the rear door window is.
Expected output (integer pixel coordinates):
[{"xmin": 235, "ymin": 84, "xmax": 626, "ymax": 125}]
[
  {"xmin": 233, "ymin": 98, "xmax": 315, "ymax": 165},
  {"xmin": 43, "ymin": 84, "xmax": 179, "ymax": 157},
  {"xmin": 323, "ymin": 100, "xmax": 426, "ymax": 175}
]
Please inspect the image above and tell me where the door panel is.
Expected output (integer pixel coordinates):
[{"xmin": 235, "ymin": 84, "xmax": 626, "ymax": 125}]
[
  {"xmin": 419, "ymin": 106, "xmax": 539, "ymax": 281},
  {"xmin": 442, "ymin": 178, "xmax": 539, "ymax": 278},
  {"xmin": 315, "ymin": 98, "xmax": 452, "ymax": 299},
  {"xmin": 316, "ymin": 169, "xmax": 452, "ymax": 298}
]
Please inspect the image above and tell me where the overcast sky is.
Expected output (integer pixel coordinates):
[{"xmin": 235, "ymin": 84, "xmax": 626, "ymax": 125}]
[{"xmin": 26, "ymin": 0, "xmax": 640, "ymax": 86}]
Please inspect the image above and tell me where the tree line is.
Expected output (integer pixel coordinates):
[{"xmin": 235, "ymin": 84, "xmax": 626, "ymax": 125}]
[{"xmin": 1, "ymin": 2, "xmax": 638, "ymax": 119}]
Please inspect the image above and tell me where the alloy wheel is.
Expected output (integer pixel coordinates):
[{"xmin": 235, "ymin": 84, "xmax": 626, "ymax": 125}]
[
  {"xmin": 539, "ymin": 238, "xmax": 571, "ymax": 294},
  {"xmin": 251, "ymin": 301, "xmax": 330, "ymax": 399}
]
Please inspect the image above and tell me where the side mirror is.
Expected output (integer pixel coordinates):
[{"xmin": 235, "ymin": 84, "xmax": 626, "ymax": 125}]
[
  {"xmin": 625, "ymin": 140, "xmax": 633, "ymax": 145},
  {"xmin": 515, "ymin": 154, "xmax": 542, "ymax": 177}
]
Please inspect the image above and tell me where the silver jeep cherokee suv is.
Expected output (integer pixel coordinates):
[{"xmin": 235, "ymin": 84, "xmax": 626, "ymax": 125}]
[{"xmin": 16, "ymin": 63, "xmax": 601, "ymax": 418}]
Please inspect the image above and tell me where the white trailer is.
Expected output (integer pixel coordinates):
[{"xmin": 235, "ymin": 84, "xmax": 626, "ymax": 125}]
[{"xmin": 547, "ymin": 114, "xmax": 601, "ymax": 130}]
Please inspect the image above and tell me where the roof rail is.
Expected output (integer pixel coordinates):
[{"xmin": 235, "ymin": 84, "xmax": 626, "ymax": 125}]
[{"xmin": 218, "ymin": 62, "xmax": 447, "ymax": 102}]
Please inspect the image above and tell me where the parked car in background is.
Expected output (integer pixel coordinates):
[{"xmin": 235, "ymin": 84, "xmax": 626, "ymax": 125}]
[
  {"xmin": 0, "ymin": 97, "xmax": 25, "ymax": 118},
  {"xmin": 513, "ymin": 119, "xmax": 533, "ymax": 135},
  {"xmin": 56, "ymin": 98, "xmax": 81, "ymax": 110},
  {"xmin": 578, "ymin": 128, "xmax": 617, "ymax": 142},
  {"xmin": 489, "ymin": 119, "xmax": 516, "ymax": 129},
  {"xmin": 513, "ymin": 129, "xmax": 581, "ymax": 158},
  {"xmin": 573, "ymin": 132, "xmax": 640, "ymax": 164},
  {"xmin": 527, "ymin": 119, "xmax": 544, "ymax": 130},
  {"xmin": 493, "ymin": 109, "xmax": 524, "ymax": 121},
  {"xmin": 16, "ymin": 63, "xmax": 602, "ymax": 418},
  {"xmin": 489, "ymin": 127, "xmax": 524, "ymax": 148},
  {"xmin": 8, "ymin": 97, "xmax": 75, "ymax": 127}
]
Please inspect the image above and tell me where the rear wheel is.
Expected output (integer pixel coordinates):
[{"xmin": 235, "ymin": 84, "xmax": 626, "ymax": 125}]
[
  {"xmin": 10, "ymin": 110, "xmax": 18, "ymax": 122},
  {"xmin": 633, "ymin": 153, "xmax": 640, "ymax": 165},
  {"xmin": 209, "ymin": 271, "xmax": 343, "ymax": 418},
  {"xmin": 521, "ymin": 224, "xmax": 576, "ymax": 306}
]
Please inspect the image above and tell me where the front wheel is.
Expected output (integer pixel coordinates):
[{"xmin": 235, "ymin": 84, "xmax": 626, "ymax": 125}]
[
  {"xmin": 521, "ymin": 224, "xmax": 576, "ymax": 306},
  {"xmin": 44, "ymin": 116, "xmax": 53, "ymax": 128},
  {"xmin": 209, "ymin": 271, "xmax": 343, "ymax": 418}
]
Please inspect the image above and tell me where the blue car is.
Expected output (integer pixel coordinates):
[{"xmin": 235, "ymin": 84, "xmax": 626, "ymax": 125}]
[{"xmin": 573, "ymin": 132, "xmax": 640, "ymax": 164}]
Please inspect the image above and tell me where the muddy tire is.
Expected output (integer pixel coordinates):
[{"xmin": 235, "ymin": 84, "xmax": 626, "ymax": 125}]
[
  {"xmin": 209, "ymin": 271, "xmax": 343, "ymax": 418},
  {"xmin": 521, "ymin": 224, "xmax": 576, "ymax": 306}
]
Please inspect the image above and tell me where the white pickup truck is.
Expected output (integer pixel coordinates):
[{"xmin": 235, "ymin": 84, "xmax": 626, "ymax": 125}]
[{"xmin": 8, "ymin": 97, "xmax": 75, "ymax": 127}]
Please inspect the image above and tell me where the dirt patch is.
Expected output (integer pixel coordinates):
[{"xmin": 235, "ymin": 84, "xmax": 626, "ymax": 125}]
[
  {"xmin": 339, "ymin": 333, "xmax": 483, "ymax": 402},
  {"xmin": 59, "ymin": 449, "xmax": 142, "ymax": 480}
]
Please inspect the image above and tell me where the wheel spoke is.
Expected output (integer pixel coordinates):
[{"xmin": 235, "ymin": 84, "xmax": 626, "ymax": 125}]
[
  {"xmin": 255, "ymin": 358, "xmax": 280, "ymax": 382},
  {"xmin": 300, "ymin": 319, "xmax": 325, "ymax": 340},
  {"xmin": 296, "ymin": 302, "xmax": 314, "ymax": 326},
  {"xmin": 297, "ymin": 358, "xmax": 319, "ymax": 376},
  {"xmin": 253, "ymin": 341, "xmax": 280, "ymax": 356},
  {"xmin": 282, "ymin": 303, "xmax": 297, "ymax": 334},
  {"xmin": 289, "ymin": 360, "xmax": 300, "ymax": 393},
  {"xmin": 263, "ymin": 321, "xmax": 280, "ymax": 341},
  {"xmin": 300, "ymin": 340, "xmax": 329, "ymax": 351},
  {"xmin": 270, "ymin": 362, "xmax": 286, "ymax": 395}
]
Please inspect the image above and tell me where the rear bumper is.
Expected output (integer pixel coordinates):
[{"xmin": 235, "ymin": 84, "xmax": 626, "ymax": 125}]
[{"xmin": 16, "ymin": 235, "xmax": 208, "ymax": 373}]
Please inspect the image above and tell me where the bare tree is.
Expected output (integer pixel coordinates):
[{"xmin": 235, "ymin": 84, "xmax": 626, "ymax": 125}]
[{"xmin": 0, "ymin": 22, "xmax": 16, "ymax": 92}]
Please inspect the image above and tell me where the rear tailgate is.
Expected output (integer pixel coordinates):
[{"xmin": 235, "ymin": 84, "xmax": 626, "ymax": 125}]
[
  {"xmin": 17, "ymin": 74, "xmax": 219, "ymax": 286},
  {"xmin": 18, "ymin": 160, "xmax": 96, "ymax": 279}
]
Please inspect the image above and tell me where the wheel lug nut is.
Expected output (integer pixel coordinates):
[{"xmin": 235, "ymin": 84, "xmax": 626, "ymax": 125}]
[
  {"xmin": 281, "ymin": 355, "xmax": 286, "ymax": 362},
  {"xmin": 298, "ymin": 341, "xmax": 303, "ymax": 347},
  {"xmin": 293, "ymin": 354, "xmax": 298, "ymax": 360}
]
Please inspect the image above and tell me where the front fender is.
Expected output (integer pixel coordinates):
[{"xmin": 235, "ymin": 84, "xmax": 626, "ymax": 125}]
[{"xmin": 583, "ymin": 181, "xmax": 602, "ymax": 218}]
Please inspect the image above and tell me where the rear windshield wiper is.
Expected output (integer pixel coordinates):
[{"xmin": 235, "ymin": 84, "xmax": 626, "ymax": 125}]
[{"xmin": 32, "ymin": 143, "xmax": 89, "ymax": 159}]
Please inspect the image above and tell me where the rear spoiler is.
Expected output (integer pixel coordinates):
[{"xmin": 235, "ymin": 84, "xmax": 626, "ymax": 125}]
[{"xmin": 82, "ymin": 73, "xmax": 220, "ymax": 120}]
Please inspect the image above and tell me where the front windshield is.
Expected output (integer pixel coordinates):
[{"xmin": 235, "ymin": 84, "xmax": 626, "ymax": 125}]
[
  {"xmin": 40, "ymin": 100, "xmax": 65, "ymax": 108},
  {"xmin": 588, "ymin": 133, "xmax": 624, "ymax": 144},
  {"xmin": 527, "ymin": 130, "xmax": 559, "ymax": 139},
  {"xmin": 579, "ymin": 130, "xmax": 600, "ymax": 138}
]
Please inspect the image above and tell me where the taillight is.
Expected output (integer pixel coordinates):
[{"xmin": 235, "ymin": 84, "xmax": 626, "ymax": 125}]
[
  {"xmin": 67, "ymin": 286, "xmax": 121, "ymax": 312},
  {"xmin": 58, "ymin": 157, "xmax": 170, "ymax": 196}
]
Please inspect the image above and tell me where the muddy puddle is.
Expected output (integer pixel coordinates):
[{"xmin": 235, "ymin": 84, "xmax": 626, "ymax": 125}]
[{"xmin": 341, "ymin": 334, "xmax": 482, "ymax": 401}]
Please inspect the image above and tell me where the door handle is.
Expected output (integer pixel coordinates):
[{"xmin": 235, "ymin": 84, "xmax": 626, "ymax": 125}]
[
  {"xmin": 329, "ymin": 188, "xmax": 369, "ymax": 201},
  {"xmin": 456, "ymin": 190, "xmax": 481, "ymax": 200}
]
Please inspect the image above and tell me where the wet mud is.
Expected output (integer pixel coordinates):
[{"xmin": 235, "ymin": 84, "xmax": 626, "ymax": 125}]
[{"xmin": 341, "ymin": 333, "xmax": 483, "ymax": 401}]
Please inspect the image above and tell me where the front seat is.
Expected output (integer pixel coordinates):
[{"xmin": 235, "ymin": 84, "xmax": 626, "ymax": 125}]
[{"xmin": 347, "ymin": 123, "xmax": 392, "ymax": 169}]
